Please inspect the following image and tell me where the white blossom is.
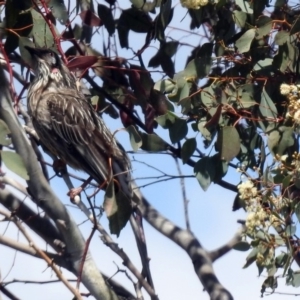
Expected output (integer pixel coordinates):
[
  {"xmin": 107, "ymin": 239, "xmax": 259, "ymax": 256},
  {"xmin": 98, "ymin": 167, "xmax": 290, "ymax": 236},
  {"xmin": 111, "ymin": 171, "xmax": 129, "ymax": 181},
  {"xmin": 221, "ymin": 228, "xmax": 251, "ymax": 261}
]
[
  {"xmin": 290, "ymin": 84, "xmax": 298, "ymax": 93},
  {"xmin": 280, "ymin": 83, "xmax": 290, "ymax": 95},
  {"xmin": 237, "ymin": 180, "xmax": 257, "ymax": 200},
  {"xmin": 180, "ymin": 0, "xmax": 208, "ymax": 9},
  {"xmin": 294, "ymin": 110, "xmax": 300, "ymax": 123}
]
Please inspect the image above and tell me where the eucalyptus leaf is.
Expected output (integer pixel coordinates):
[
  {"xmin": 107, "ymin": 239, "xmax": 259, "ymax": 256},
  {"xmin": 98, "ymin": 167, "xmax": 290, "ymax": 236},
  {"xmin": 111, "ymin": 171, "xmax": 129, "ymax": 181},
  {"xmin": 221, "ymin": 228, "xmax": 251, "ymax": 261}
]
[
  {"xmin": 216, "ymin": 126, "xmax": 240, "ymax": 161},
  {"xmin": 235, "ymin": 29, "xmax": 256, "ymax": 53},
  {"xmin": 104, "ymin": 180, "xmax": 131, "ymax": 236},
  {"xmin": 141, "ymin": 133, "xmax": 168, "ymax": 152},
  {"xmin": 181, "ymin": 138, "xmax": 196, "ymax": 164},
  {"xmin": 233, "ymin": 241, "xmax": 251, "ymax": 251},
  {"xmin": 126, "ymin": 125, "xmax": 142, "ymax": 151},
  {"xmin": 232, "ymin": 10, "xmax": 247, "ymax": 28},
  {"xmin": 169, "ymin": 118, "xmax": 188, "ymax": 143},
  {"xmin": 0, "ymin": 120, "xmax": 11, "ymax": 146},
  {"xmin": 2, "ymin": 151, "xmax": 29, "ymax": 180},
  {"xmin": 194, "ymin": 156, "xmax": 215, "ymax": 191}
]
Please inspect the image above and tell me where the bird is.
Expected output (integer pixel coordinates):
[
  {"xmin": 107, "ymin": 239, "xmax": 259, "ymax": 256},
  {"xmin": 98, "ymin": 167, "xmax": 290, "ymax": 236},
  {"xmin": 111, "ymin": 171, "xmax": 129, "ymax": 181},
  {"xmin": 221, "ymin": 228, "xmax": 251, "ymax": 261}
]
[{"xmin": 25, "ymin": 46, "xmax": 133, "ymax": 204}]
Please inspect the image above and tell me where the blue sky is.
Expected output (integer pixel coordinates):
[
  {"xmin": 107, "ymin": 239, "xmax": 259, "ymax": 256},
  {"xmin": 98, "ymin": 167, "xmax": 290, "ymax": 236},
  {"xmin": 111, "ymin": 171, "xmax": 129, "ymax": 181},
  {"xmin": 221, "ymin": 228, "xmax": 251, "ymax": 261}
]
[{"xmin": 1, "ymin": 1, "xmax": 299, "ymax": 299}]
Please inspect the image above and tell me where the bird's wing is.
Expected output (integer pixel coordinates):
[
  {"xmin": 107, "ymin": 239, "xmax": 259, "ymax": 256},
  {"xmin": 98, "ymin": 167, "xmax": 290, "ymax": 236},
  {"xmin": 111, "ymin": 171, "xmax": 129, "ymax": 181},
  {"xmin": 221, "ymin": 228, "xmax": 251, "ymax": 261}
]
[{"xmin": 42, "ymin": 89, "xmax": 131, "ymax": 192}]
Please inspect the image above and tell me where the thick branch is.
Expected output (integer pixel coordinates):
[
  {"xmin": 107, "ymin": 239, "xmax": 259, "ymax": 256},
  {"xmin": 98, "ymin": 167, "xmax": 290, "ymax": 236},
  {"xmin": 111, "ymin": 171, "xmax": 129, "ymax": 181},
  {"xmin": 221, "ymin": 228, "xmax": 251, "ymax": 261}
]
[
  {"xmin": 0, "ymin": 188, "xmax": 64, "ymax": 252},
  {"xmin": 135, "ymin": 188, "xmax": 233, "ymax": 300}
]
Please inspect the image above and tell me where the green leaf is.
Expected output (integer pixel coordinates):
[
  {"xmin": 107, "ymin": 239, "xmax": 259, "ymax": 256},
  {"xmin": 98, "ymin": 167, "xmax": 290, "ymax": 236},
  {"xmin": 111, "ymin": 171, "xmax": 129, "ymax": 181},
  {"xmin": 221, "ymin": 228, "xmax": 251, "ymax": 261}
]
[
  {"xmin": 155, "ymin": 0, "xmax": 173, "ymax": 41},
  {"xmin": 200, "ymin": 85, "xmax": 214, "ymax": 107},
  {"xmin": 287, "ymin": 270, "xmax": 300, "ymax": 287},
  {"xmin": 31, "ymin": 9, "xmax": 56, "ymax": 49},
  {"xmin": 240, "ymin": 92, "xmax": 256, "ymax": 108},
  {"xmin": 181, "ymin": 138, "xmax": 196, "ymax": 164},
  {"xmin": 154, "ymin": 78, "xmax": 176, "ymax": 93},
  {"xmin": 98, "ymin": 4, "xmax": 115, "ymax": 36},
  {"xmin": 290, "ymin": 16, "xmax": 300, "ymax": 35},
  {"xmin": 117, "ymin": 8, "xmax": 152, "ymax": 48},
  {"xmin": 286, "ymin": 225, "xmax": 296, "ymax": 237},
  {"xmin": 197, "ymin": 119, "xmax": 212, "ymax": 142},
  {"xmin": 183, "ymin": 57, "xmax": 212, "ymax": 80},
  {"xmin": 274, "ymin": 235, "xmax": 285, "ymax": 246},
  {"xmin": 256, "ymin": 16, "xmax": 272, "ymax": 38},
  {"xmin": 293, "ymin": 271, "xmax": 300, "ymax": 287},
  {"xmin": 211, "ymin": 153, "xmax": 228, "ymax": 183},
  {"xmin": 141, "ymin": 133, "xmax": 168, "ymax": 152},
  {"xmin": 142, "ymin": 133, "xmax": 167, "ymax": 152},
  {"xmin": 0, "ymin": 120, "xmax": 11, "ymax": 146},
  {"xmin": 268, "ymin": 126, "xmax": 294, "ymax": 156},
  {"xmin": 49, "ymin": 0, "xmax": 69, "ymax": 24},
  {"xmin": 233, "ymin": 241, "xmax": 251, "ymax": 251},
  {"xmin": 261, "ymin": 276, "xmax": 277, "ymax": 296},
  {"xmin": 155, "ymin": 111, "xmax": 176, "ymax": 128},
  {"xmin": 4, "ymin": 1, "xmax": 33, "ymax": 54},
  {"xmin": 126, "ymin": 125, "xmax": 142, "ymax": 151},
  {"xmin": 236, "ymin": 0, "xmax": 253, "ymax": 13},
  {"xmin": 235, "ymin": 29, "xmax": 256, "ymax": 53},
  {"xmin": 243, "ymin": 247, "xmax": 258, "ymax": 268},
  {"xmin": 275, "ymin": 31, "xmax": 289, "ymax": 46},
  {"xmin": 260, "ymin": 87, "xmax": 278, "ymax": 122},
  {"xmin": 275, "ymin": 253, "xmax": 288, "ymax": 268},
  {"xmin": 282, "ymin": 174, "xmax": 292, "ymax": 190},
  {"xmin": 149, "ymin": 41, "xmax": 179, "ymax": 68},
  {"xmin": 104, "ymin": 180, "xmax": 131, "ymax": 236},
  {"xmin": 2, "ymin": 151, "xmax": 29, "ymax": 180},
  {"xmin": 169, "ymin": 118, "xmax": 188, "ymax": 143},
  {"xmin": 232, "ymin": 10, "xmax": 247, "ymax": 28},
  {"xmin": 232, "ymin": 193, "xmax": 244, "ymax": 211},
  {"xmin": 277, "ymin": 127, "xmax": 294, "ymax": 156},
  {"xmin": 216, "ymin": 126, "xmax": 240, "ymax": 161},
  {"xmin": 194, "ymin": 156, "xmax": 215, "ymax": 191},
  {"xmin": 267, "ymin": 129, "xmax": 280, "ymax": 155},
  {"xmin": 262, "ymin": 166, "xmax": 273, "ymax": 187}
]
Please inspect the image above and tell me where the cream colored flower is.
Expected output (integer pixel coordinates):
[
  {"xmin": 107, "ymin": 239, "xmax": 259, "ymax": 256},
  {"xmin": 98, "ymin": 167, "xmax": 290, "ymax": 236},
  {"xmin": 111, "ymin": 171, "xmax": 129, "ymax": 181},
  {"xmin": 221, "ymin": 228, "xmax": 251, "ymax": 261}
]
[
  {"xmin": 280, "ymin": 83, "xmax": 290, "ymax": 95},
  {"xmin": 269, "ymin": 214, "xmax": 282, "ymax": 226},
  {"xmin": 290, "ymin": 84, "xmax": 298, "ymax": 93},
  {"xmin": 199, "ymin": 0, "xmax": 209, "ymax": 5},
  {"xmin": 238, "ymin": 180, "xmax": 257, "ymax": 200},
  {"xmin": 294, "ymin": 110, "xmax": 300, "ymax": 123},
  {"xmin": 180, "ymin": 0, "xmax": 208, "ymax": 9}
]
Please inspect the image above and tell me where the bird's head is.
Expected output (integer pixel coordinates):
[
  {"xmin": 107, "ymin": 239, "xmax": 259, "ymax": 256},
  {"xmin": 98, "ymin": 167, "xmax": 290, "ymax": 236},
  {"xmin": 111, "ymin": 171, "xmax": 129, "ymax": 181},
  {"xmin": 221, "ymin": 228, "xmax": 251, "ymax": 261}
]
[
  {"xmin": 25, "ymin": 46, "xmax": 62, "ymax": 76},
  {"xmin": 25, "ymin": 46, "xmax": 74, "ymax": 87}
]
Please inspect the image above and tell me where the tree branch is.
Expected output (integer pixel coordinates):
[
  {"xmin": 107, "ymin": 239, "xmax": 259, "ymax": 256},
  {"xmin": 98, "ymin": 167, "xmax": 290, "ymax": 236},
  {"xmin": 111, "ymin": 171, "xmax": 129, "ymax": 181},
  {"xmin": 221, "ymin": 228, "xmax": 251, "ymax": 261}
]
[
  {"xmin": 0, "ymin": 188, "xmax": 64, "ymax": 253},
  {"xmin": 135, "ymin": 187, "xmax": 234, "ymax": 300},
  {"xmin": 209, "ymin": 226, "xmax": 245, "ymax": 262},
  {"xmin": 0, "ymin": 235, "xmax": 68, "ymax": 269}
]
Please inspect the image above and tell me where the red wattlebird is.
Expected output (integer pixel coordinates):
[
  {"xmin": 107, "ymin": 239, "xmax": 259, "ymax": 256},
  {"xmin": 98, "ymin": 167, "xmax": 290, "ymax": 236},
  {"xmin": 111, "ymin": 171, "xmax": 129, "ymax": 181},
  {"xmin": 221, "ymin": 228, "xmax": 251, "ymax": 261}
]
[{"xmin": 25, "ymin": 46, "xmax": 133, "ymax": 206}]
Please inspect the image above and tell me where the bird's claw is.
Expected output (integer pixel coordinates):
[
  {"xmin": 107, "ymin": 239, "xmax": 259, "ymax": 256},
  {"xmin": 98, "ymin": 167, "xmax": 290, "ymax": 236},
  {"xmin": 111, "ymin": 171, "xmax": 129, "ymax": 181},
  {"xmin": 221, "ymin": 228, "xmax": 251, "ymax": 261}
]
[{"xmin": 68, "ymin": 187, "xmax": 83, "ymax": 200}]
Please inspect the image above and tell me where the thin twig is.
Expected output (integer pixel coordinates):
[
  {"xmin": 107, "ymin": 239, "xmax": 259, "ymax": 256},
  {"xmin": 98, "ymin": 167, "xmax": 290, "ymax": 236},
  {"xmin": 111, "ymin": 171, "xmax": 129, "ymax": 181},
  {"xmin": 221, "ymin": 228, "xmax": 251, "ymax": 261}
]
[
  {"xmin": 72, "ymin": 197, "xmax": 158, "ymax": 299},
  {"xmin": 174, "ymin": 157, "xmax": 190, "ymax": 231},
  {"xmin": 209, "ymin": 226, "xmax": 245, "ymax": 262}
]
